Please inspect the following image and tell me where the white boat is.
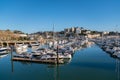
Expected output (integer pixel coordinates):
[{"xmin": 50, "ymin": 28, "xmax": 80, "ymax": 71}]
[
  {"xmin": 30, "ymin": 42, "xmax": 40, "ymax": 51},
  {"xmin": 31, "ymin": 42, "xmax": 39, "ymax": 46},
  {"xmin": 13, "ymin": 52, "xmax": 32, "ymax": 58},
  {"xmin": 113, "ymin": 50, "xmax": 120, "ymax": 57},
  {"xmin": 0, "ymin": 48, "xmax": 9, "ymax": 54},
  {"xmin": 40, "ymin": 53, "xmax": 72, "ymax": 60},
  {"xmin": 30, "ymin": 42, "xmax": 40, "ymax": 49},
  {"xmin": 16, "ymin": 44, "xmax": 28, "ymax": 54},
  {"xmin": 0, "ymin": 54, "xmax": 8, "ymax": 58}
]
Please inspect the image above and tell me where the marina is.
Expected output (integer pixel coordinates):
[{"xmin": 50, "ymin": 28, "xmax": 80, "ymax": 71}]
[
  {"xmin": 94, "ymin": 35, "xmax": 120, "ymax": 59},
  {"xmin": 0, "ymin": 43, "xmax": 120, "ymax": 80},
  {"xmin": 0, "ymin": 29, "xmax": 120, "ymax": 80},
  {"xmin": 11, "ymin": 38, "xmax": 86, "ymax": 64},
  {"xmin": 0, "ymin": 0, "xmax": 120, "ymax": 80}
]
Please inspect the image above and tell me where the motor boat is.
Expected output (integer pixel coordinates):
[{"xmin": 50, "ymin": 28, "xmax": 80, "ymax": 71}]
[{"xmin": 0, "ymin": 47, "xmax": 9, "ymax": 54}]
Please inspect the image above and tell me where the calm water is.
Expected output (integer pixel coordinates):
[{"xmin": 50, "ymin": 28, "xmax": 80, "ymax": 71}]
[{"xmin": 0, "ymin": 44, "xmax": 119, "ymax": 80}]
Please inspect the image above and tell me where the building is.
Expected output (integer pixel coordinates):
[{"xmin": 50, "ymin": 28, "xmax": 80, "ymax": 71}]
[
  {"xmin": 75, "ymin": 27, "xmax": 81, "ymax": 34},
  {"xmin": 87, "ymin": 34, "xmax": 100, "ymax": 38},
  {"xmin": 86, "ymin": 30, "xmax": 91, "ymax": 34},
  {"xmin": 18, "ymin": 34, "xmax": 27, "ymax": 37},
  {"xmin": 103, "ymin": 31, "xmax": 109, "ymax": 35},
  {"xmin": 64, "ymin": 28, "xmax": 70, "ymax": 33},
  {"xmin": 70, "ymin": 27, "xmax": 75, "ymax": 32}
]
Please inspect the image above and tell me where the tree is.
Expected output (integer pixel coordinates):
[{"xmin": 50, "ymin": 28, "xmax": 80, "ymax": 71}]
[{"xmin": 13, "ymin": 30, "xmax": 24, "ymax": 34}]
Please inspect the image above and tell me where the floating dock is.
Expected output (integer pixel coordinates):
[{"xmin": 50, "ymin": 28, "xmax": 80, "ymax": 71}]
[{"xmin": 12, "ymin": 57, "xmax": 64, "ymax": 64}]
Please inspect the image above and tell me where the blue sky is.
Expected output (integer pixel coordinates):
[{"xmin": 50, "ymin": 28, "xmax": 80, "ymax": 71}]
[{"xmin": 0, "ymin": 0, "xmax": 120, "ymax": 33}]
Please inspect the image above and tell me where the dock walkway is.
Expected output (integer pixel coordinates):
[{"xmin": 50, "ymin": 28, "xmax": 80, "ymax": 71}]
[{"xmin": 12, "ymin": 57, "xmax": 64, "ymax": 64}]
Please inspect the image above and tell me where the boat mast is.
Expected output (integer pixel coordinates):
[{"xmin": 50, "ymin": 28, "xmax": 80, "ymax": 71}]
[
  {"xmin": 52, "ymin": 24, "xmax": 59, "ymax": 64},
  {"xmin": 116, "ymin": 25, "xmax": 118, "ymax": 46},
  {"xmin": 53, "ymin": 24, "xmax": 54, "ymax": 48},
  {"xmin": 102, "ymin": 32, "xmax": 104, "ymax": 45}
]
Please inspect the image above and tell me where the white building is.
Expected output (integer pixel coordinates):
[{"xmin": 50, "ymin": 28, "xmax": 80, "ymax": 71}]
[
  {"xmin": 19, "ymin": 34, "xmax": 27, "ymax": 37},
  {"xmin": 76, "ymin": 27, "xmax": 81, "ymax": 34},
  {"xmin": 103, "ymin": 31, "xmax": 109, "ymax": 35},
  {"xmin": 87, "ymin": 34, "xmax": 100, "ymax": 38}
]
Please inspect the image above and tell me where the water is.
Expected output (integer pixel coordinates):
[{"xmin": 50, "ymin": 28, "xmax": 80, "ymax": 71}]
[{"xmin": 0, "ymin": 44, "xmax": 119, "ymax": 80}]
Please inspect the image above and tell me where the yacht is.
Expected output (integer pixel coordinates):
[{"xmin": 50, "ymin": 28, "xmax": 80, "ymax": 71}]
[{"xmin": 16, "ymin": 44, "xmax": 28, "ymax": 54}]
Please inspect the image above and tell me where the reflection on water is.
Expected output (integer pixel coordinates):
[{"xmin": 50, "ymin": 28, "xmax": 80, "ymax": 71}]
[
  {"xmin": 116, "ymin": 59, "xmax": 120, "ymax": 80},
  {"xmin": 10, "ymin": 59, "xmax": 62, "ymax": 80},
  {"xmin": 0, "ymin": 53, "xmax": 8, "ymax": 58},
  {"xmin": 11, "ymin": 59, "xmax": 14, "ymax": 73}
]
